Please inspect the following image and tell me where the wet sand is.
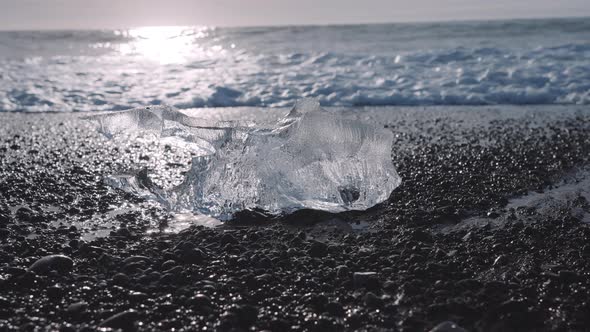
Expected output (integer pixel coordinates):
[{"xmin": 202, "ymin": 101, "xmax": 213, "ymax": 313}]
[{"xmin": 1, "ymin": 105, "xmax": 590, "ymax": 331}]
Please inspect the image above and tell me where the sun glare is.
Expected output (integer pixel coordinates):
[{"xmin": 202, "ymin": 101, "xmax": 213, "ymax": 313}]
[{"xmin": 118, "ymin": 26, "xmax": 210, "ymax": 64}]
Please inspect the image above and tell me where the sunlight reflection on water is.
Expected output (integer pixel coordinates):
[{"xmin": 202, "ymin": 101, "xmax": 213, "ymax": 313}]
[
  {"xmin": 117, "ymin": 26, "xmax": 217, "ymax": 64},
  {"xmin": 1, "ymin": 19, "xmax": 589, "ymax": 111}
]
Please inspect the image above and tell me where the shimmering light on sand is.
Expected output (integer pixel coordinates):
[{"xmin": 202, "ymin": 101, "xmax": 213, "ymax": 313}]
[{"xmin": 118, "ymin": 26, "xmax": 211, "ymax": 64}]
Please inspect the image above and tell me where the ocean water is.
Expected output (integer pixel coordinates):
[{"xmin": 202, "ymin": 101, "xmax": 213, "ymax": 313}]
[{"xmin": 0, "ymin": 17, "xmax": 589, "ymax": 112}]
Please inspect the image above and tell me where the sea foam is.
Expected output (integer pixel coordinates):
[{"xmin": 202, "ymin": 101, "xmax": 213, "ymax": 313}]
[{"xmin": 1, "ymin": 18, "xmax": 589, "ymax": 111}]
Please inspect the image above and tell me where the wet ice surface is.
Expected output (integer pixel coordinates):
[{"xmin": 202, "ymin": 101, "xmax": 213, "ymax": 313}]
[
  {"xmin": 434, "ymin": 166, "xmax": 590, "ymax": 234},
  {"xmin": 505, "ymin": 168, "xmax": 590, "ymax": 224},
  {"xmin": 89, "ymin": 99, "xmax": 401, "ymax": 220}
]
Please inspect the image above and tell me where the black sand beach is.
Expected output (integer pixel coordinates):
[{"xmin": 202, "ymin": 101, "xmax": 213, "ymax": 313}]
[{"xmin": 2, "ymin": 106, "xmax": 590, "ymax": 331}]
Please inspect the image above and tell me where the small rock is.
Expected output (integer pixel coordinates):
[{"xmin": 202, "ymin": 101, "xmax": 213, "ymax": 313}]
[
  {"xmin": 498, "ymin": 299, "xmax": 528, "ymax": 314},
  {"xmin": 0, "ymin": 212, "xmax": 9, "ymax": 225},
  {"xmin": 0, "ymin": 228, "xmax": 10, "ymax": 238},
  {"xmin": 29, "ymin": 255, "xmax": 73, "ymax": 274},
  {"xmin": 220, "ymin": 233, "xmax": 237, "ymax": 245},
  {"xmin": 156, "ymin": 302, "xmax": 176, "ymax": 314},
  {"xmin": 363, "ymin": 292, "xmax": 383, "ymax": 308},
  {"xmin": 0, "ymin": 297, "xmax": 11, "ymax": 309},
  {"xmin": 558, "ymin": 270, "xmax": 579, "ymax": 283},
  {"xmin": 325, "ymin": 301, "xmax": 344, "ymax": 316},
  {"xmin": 3, "ymin": 267, "xmax": 26, "ymax": 276},
  {"xmin": 122, "ymin": 262, "xmax": 144, "ymax": 274},
  {"xmin": 462, "ymin": 232, "xmax": 473, "ymax": 242},
  {"xmin": 159, "ymin": 272, "xmax": 177, "ymax": 285},
  {"xmin": 46, "ymin": 284, "xmax": 65, "ymax": 300},
  {"xmin": 429, "ymin": 321, "xmax": 468, "ymax": 332},
  {"xmin": 457, "ymin": 279, "xmax": 482, "ymax": 291},
  {"xmin": 447, "ymin": 250, "xmax": 458, "ymax": 257},
  {"xmin": 256, "ymin": 256, "xmax": 272, "ymax": 269},
  {"xmin": 308, "ymin": 241, "xmax": 328, "ymax": 258},
  {"xmin": 336, "ymin": 265, "xmax": 350, "ymax": 278},
  {"xmin": 161, "ymin": 260, "xmax": 176, "ymax": 270},
  {"xmin": 67, "ymin": 302, "xmax": 88, "ymax": 316},
  {"xmin": 255, "ymin": 273, "xmax": 272, "ymax": 284},
  {"xmin": 114, "ymin": 227, "xmax": 132, "ymax": 237},
  {"xmin": 112, "ymin": 273, "xmax": 130, "ymax": 285},
  {"xmin": 353, "ymin": 272, "xmax": 377, "ymax": 288},
  {"xmin": 122, "ymin": 256, "xmax": 152, "ymax": 266},
  {"xmin": 146, "ymin": 271, "xmax": 161, "ymax": 281},
  {"xmin": 234, "ymin": 304, "xmax": 258, "ymax": 327},
  {"xmin": 182, "ymin": 248, "xmax": 205, "ymax": 264},
  {"xmin": 493, "ymin": 255, "xmax": 506, "ymax": 266},
  {"xmin": 128, "ymin": 291, "xmax": 148, "ymax": 302},
  {"xmin": 189, "ymin": 294, "xmax": 213, "ymax": 308},
  {"xmin": 410, "ymin": 229, "xmax": 432, "ymax": 242},
  {"xmin": 99, "ymin": 309, "xmax": 139, "ymax": 332},
  {"xmin": 487, "ymin": 210, "xmax": 500, "ymax": 218},
  {"xmin": 164, "ymin": 266, "xmax": 183, "ymax": 275}
]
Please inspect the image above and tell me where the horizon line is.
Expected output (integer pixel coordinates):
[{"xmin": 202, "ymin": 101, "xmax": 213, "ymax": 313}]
[{"xmin": 0, "ymin": 14, "xmax": 587, "ymax": 33}]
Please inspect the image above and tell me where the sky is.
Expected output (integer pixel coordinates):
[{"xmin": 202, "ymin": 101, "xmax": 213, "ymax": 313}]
[{"xmin": 0, "ymin": 0, "xmax": 589, "ymax": 30}]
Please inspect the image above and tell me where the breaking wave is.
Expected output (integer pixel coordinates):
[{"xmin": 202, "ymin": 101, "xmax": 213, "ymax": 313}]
[{"xmin": 1, "ymin": 18, "xmax": 589, "ymax": 111}]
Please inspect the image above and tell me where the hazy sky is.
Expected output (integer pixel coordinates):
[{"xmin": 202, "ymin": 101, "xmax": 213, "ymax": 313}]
[{"xmin": 1, "ymin": 0, "xmax": 589, "ymax": 30}]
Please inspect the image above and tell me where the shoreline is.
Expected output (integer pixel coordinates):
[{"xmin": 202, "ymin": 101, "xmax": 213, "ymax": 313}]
[{"xmin": 1, "ymin": 105, "xmax": 590, "ymax": 331}]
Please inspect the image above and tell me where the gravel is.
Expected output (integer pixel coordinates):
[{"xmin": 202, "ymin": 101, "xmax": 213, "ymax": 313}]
[{"xmin": 1, "ymin": 106, "xmax": 590, "ymax": 331}]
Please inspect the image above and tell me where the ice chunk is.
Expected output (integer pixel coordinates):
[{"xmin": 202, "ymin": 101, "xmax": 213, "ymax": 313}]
[
  {"xmin": 89, "ymin": 99, "xmax": 401, "ymax": 219},
  {"xmin": 85, "ymin": 105, "xmax": 235, "ymax": 155},
  {"xmin": 104, "ymin": 168, "xmax": 169, "ymax": 207}
]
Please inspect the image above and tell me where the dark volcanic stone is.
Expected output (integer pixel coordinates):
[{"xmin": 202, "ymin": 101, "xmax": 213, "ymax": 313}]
[
  {"xmin": 122, "ymin": 255, "xmax": 152, "ymax": 265},
  {"xmin": 128, "ymin": 291, "xmax": 149, "ymax": 302},
  {"xmin": 232, "ymin": 304, "xmax": 259, "ymax": 328},
  {"xmin": 0, "ymin": 297, "xmax": 10, "ymax": 309},
  {"xmin": 17, "ymin": 271, "xmax": 38, "ymax": 288},
  {"xmin": 4, "ymin": 109, "xmax": 590, "ymax": 331},
  {"xmin": 364, "ymin": 292, "xmax": 383, "ymax": 308},
  {"xmin": 28, "ymin": 254, "xmax": 73, "ymax": 274},
  {"xmin": 493, "ymin": 255, "xmax": 507, "ymax": 266},
  {"xmin": 189, "ymin": 294, "xmax": 213, "ymax": 308},
  {"xmin": 308, "ymin": 241, "xmax": 328, "ymax": 258},
  {"xmin": 429, "ymin": 321, "xmax": 468, "ymax": 332},
  {"xmin": 0, "ymin": 296, "xmax": 13, "ymax": 318},
  {"xmin": 325, "ymin": 301, "xmax": 345, "ymax": 316},
  {"xmin": 353, "ymin": 271, "xmax": 377, "ymax": 288},
  {"xmin": 456, "ymin": 278, "xmax": 482, "ymax": 291},
  {"xmin": 99, "ymin": 309, "xmax": 139, "ymax": 331},
  {"xmin": 336, "ymin": 265, "xmax": 350, "ymax": 278},
  {"xmin": 112, "ymin": 273, "xmax": 130, "ymax": 286},
  {"xmin": 161, "ymin": 259, "xmax": 176, "ymax": 270},
  {"xmin": 0, "ymin": 212, "xmax": 9, "ymax": 225},
  {"xmin": 46, "ymin": 284, "xmax": 65, "ymax": 300},
  {"xmin": 67, "ymin": 302, "xmax": 88, "ymax": 316},
  {"xmin": 256, "ymin": 256, "xmax": 272, "ymax": 268},
  {"xmin": 558, "ymin": 270, "xmax": 579, "ymax": 283},
  {"xmin": 220, "ymin": 233, "xmax": 237, "ymax": 245},
  {"xmin": 182, "ymin": 248, "xmax": 206, "ymax": 264}
]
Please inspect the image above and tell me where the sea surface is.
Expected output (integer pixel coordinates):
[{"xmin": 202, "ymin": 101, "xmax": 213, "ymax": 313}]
[{"xmin": 0, "ymin": 17, "xmax": 589, "ymax": 112}]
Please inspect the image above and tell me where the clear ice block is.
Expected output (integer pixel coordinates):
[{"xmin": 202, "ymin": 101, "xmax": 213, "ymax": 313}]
[{"xmin": 89, "ymin": 99, "xmax": 401, "ymax": 219}]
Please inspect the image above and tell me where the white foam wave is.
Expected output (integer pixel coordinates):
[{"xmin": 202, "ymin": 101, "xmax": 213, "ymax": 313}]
[{"xmin": 0, "ymin": 19, "xmax": 589, "ymax": 111}]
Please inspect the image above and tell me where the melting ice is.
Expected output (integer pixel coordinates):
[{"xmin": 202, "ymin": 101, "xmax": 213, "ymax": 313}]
[{"xmin": 90, "ymin": 99, "xmax": 401, "ymax": 219}]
